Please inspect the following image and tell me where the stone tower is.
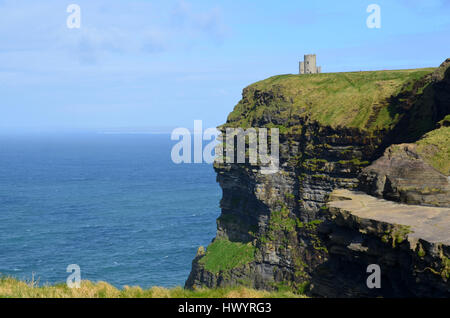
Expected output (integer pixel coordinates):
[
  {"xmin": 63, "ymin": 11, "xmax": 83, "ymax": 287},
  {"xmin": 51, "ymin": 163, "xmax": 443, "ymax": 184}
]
[
  {"xmin": 304, "ymin": 54, "xmax": 317, "ymax": 74},
  {"xmin": 299, "ymin": 54, "xmax": 321, "ymax": 74}
]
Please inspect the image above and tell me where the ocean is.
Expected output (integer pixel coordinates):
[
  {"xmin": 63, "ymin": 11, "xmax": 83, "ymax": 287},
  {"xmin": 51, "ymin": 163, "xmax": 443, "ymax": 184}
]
[{"xmin": 0, "ymin": 133, "xmax": 221, "ymax": 288}]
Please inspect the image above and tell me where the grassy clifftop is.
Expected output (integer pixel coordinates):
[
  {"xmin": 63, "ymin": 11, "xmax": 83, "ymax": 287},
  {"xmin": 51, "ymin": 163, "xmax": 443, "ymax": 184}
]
[{"xmin": 225, "ymin": 68, "xmax": 435, "ymax": 132}]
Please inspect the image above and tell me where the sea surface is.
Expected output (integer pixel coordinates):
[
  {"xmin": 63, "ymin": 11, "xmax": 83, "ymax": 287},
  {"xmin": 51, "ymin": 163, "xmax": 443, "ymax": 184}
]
[{"xmin": 0, "ymin": 133, "xmax": 221, "ymax": 288}]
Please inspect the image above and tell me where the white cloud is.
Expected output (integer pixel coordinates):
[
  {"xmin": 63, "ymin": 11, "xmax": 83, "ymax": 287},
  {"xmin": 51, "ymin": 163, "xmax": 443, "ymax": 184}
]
[
  {"xmin": 0, "ymin": 0, "xmax": 229, "ymax": 65},
  {"xmin": 170, "ymin": 0, "xmax": 229, "ymax": 44}
]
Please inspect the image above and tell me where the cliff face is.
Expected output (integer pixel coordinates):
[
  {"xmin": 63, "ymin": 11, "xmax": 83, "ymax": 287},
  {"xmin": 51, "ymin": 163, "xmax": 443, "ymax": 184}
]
[{"xmin": 185, "ymin": 61, "xmax": 450, "ymax": 297}]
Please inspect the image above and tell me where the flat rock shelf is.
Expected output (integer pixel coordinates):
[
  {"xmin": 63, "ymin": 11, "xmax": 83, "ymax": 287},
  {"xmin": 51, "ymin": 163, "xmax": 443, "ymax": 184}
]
[{"xmin": 328, "ymin": 189, "xmax": 450, "ymax": 245}]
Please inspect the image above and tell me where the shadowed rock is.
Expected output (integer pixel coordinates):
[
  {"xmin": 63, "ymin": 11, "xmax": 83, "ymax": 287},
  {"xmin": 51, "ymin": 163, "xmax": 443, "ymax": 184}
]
[{"xmin": 359, "ymin": 144, "xmax": 450, "ymax": 207}]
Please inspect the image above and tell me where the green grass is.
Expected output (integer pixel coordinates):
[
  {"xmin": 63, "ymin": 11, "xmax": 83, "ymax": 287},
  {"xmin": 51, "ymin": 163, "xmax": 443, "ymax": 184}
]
[
  {"xmin": 0, "ymin": 277, "xmax": 304, "ymax": 298},
  {"xmin": 225, "ymin": 68, "xmax": 435, "ymax": 132},
  {"xmin": 198, "ymin": 239, "xmax": 256, "ymax": 273},
  {"xmin": 415, "ymin": 125, "xmax": 450, "ymax": 175},
  {"xmin": 268, "ymin": 205, "xmax": 296, "ymax": 234}
]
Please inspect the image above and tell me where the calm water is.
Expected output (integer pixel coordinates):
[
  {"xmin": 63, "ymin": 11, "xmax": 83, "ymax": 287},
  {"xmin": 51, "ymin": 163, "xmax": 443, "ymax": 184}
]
[{"xmin": 0, "ymin": 134, "xmax": 221, "ymax": 288}]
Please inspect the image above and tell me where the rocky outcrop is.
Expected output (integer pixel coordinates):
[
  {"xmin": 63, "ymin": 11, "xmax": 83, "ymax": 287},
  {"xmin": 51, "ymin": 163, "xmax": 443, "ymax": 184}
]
[
  {"xmin": 186, "ymin": 60, "xmax": 450, "ymax": 297},
  {"xmin": 311, "ymin": 189, "xmax": 450, "ymax": 298},
  {"xmin": 359, "ymin": 143, "xmax": 450, "ymax": 207}
]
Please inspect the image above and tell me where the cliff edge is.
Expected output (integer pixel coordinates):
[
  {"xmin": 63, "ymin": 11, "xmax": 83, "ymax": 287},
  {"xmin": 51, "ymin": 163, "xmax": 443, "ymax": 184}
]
[{"xmin": 185, "ymin": 60, "xmax": 450, "ymax": 297}]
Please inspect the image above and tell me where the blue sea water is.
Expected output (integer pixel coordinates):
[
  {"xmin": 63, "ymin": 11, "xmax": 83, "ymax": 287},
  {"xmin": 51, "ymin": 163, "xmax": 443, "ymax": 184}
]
[{"xmin": 0, "ymin": 133, "xmax": 221, "ymax": 288}]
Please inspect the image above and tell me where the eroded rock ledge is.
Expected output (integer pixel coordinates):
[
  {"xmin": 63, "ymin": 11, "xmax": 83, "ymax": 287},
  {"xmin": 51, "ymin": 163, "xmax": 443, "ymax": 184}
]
[
  {"xmin": 328, "ymin": 189, "xmax": 450, "ymax": 245},
  {"xmin": 310, "ymin": 189, "xmax": 449, "ymax": 297}
]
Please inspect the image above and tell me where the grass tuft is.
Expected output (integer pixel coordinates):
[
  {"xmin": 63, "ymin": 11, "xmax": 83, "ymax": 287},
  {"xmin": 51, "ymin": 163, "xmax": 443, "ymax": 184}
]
[
  {"xmin": 0, "ymin": 277, "xmax": 304, "ymax": 298},
  {"xmin": 198, "ymin": 239, "xmax": 256, "ymax": 273}
]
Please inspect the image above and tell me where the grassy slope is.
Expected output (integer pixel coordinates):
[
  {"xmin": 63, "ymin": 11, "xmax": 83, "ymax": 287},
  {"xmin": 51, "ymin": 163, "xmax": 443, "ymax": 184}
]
[
  {"xmin": 199, "ymin": 239, "xmax": 256, "ymax": 273},
  {"xmin": 415, "ymin": 124, "xmax": 450, "ymax": 175},
  {"xmin": 0, "ymin": 277, "xmax": 303, "ymax": 298},
  {"xmin": 226, "ymin": 68, "xmax": 435, "ymax": 132}
]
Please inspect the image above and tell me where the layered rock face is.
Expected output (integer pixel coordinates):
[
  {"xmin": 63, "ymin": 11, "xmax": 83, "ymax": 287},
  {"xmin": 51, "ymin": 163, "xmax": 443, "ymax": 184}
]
[
  {"xmin": 185, "ymin": 61, "xmax": 450, "ymax": 297},
  {"xmin": 186, "ymin": 126, "xmax": 379, "ymax": 292},
  {"xmin": 359, "ymin": 143, "xmax": 450, "ymax": 207}
]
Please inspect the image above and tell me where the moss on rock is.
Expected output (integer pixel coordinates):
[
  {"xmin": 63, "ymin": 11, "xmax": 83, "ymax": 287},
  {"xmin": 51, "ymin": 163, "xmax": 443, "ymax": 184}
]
[{"xmin": 198, "ymin": 239, "xmax": 256, "ymax": 273}]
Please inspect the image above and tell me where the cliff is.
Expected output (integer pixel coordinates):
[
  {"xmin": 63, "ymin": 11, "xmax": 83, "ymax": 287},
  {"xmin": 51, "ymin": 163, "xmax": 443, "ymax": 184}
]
[{"xmin": 185, "ymin": 60, "xmax": 450, "ymax": 297}]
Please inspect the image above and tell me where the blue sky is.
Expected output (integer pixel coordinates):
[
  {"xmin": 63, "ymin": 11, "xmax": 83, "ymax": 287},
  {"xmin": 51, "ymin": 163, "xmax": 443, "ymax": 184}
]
[{"xmin": 0, "ymin": 0, "xmax": 449, "ymax": 133}]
